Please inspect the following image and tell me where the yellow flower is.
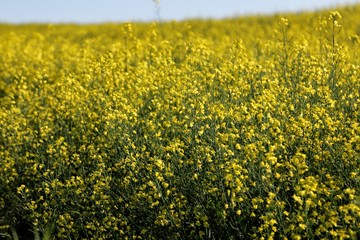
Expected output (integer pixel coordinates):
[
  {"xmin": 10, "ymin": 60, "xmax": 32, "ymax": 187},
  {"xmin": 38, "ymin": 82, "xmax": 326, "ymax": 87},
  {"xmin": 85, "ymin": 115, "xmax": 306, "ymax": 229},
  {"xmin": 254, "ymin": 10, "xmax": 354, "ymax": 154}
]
[{"xmin": 293, "ymin": 195, "xmax": 302, "ymax": 205}]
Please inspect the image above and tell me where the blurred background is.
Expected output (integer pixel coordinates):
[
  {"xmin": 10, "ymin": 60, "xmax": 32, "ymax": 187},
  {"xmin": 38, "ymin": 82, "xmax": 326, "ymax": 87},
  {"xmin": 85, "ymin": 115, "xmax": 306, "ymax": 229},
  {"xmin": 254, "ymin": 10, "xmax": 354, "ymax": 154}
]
[{"xmin": 0, "ymin": 0, "xmax": 359, "ymax": 24}]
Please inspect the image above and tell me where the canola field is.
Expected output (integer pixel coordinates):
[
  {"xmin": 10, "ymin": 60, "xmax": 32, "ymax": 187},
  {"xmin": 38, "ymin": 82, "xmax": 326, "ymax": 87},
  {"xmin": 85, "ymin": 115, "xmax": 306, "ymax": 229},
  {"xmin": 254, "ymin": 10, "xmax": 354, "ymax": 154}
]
[{"xmin": 0, "ymin": 5, "xmax": 359, "ymax": 240}]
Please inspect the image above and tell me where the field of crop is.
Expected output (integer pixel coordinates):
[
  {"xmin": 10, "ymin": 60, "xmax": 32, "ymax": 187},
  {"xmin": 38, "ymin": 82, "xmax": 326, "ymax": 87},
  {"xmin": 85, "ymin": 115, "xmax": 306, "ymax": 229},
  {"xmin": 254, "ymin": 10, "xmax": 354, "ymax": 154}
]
[{"xmin": 0, "ymin": 4, "xmax": 359, "ymax": 240}]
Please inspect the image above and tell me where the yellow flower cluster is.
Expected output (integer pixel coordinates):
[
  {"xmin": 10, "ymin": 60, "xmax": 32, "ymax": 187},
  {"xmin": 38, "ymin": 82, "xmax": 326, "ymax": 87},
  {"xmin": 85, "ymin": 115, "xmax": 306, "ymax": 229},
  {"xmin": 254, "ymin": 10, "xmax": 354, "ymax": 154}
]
[{"xmin": 1, "ymin": 5, "xmax": 359, "ymax": 240}]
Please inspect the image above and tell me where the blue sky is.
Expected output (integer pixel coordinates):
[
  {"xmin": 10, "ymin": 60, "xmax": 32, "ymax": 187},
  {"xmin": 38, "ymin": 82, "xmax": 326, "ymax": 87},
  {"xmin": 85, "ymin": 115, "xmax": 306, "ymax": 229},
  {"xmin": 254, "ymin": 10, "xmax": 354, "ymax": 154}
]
[{"xmin": 0, "ymin": 0, "xmax": 359, "ymax": 23}]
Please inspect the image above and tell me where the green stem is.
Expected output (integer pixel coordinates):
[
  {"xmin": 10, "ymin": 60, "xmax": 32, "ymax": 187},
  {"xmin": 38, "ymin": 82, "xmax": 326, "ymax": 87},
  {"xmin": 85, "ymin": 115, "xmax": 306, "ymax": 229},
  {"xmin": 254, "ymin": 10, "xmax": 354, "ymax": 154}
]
[
  {"xmin": 10, "ymin": 226, "xmax": 19, "ymax": 240},
  {"xmin": 34, "ymin": 227, "xmax": 41, "ymax": 240}
]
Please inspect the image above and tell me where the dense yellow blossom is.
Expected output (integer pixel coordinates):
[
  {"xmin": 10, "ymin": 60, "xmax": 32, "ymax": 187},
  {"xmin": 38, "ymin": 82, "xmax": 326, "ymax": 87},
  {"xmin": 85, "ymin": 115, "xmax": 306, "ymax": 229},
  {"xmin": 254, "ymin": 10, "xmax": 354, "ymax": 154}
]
[{"xmin": 1, "ymin": 4, "xmax": 359, "ymax": 240}]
